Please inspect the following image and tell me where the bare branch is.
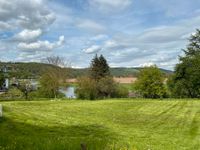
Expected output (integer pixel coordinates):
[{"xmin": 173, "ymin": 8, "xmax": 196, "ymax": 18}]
[{"xmin": 43, "ymin": 56, "xmax": 71, "ymax": 68}]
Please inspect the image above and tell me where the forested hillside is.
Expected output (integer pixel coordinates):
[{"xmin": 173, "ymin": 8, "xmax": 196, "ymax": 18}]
[
  {"xmin": 0, "ymin": 62, "xmax": 173, "ymax": 78},
  {"xmin": 0, "ymin": 62, "xmax": 64, "ymax": 79}
]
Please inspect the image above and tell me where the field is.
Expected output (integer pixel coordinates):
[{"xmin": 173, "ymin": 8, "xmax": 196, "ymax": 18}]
[{"xmin": 0, "ymin": 99, "xmax": 200, "ymax": 150}]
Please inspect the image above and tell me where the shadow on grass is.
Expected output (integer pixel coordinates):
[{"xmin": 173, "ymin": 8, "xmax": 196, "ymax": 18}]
[{"xmin": 0, "ymin": 117, "xmax": 120, "ymax": 150}]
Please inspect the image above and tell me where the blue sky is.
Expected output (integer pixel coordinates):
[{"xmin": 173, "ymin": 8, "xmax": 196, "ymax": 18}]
[{"xmin": 0, "ymin": 0, "xmax": 200, "ymax": 70}]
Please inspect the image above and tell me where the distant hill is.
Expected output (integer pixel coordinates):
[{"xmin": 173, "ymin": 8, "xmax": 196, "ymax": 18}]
[
  {"xmin": 0, "ymin": 62, "xmax": 173, "ymax": 79},
  {"xmin": 0, "ymin": 62, "xmax": 62, "ymax": 79},
  {"xmin": 71, "ymin": 67, "xmax": 173, "ymax": 78}
]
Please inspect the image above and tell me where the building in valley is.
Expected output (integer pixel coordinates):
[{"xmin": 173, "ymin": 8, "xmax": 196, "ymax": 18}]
[{"xmin": 0, "ymin": 66, "xmax": 9, "ymax": 91}]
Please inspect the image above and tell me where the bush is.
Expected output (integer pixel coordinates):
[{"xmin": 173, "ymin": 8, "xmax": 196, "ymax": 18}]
[
  {"xmin": 134, "ymin": 66, "xmax": 167, "ymax": 98},
  {"xmin": 97, "ymin": 76, "xmax": 117, "ymax": 98},
  {"xmin": 56, "ymin": 92, "xmax": 66, "ymax": 98},
  {"xmin": 76, "ymin": 76, "xmax": 129, "ymax": 100},
  {"xmin": 115, "ymin": 84, "xmax": 129, "ymax": 98},
  {"xmin": 0, "ymin": 87, "xmax": 23, "ymax": 100},
  {"xmin": 76, "ymin": 77, "xmax": 98, "ymax": 100},
  {"xmin": 28, "ymin": 90, "xmax": 40, "ymax": 99}
]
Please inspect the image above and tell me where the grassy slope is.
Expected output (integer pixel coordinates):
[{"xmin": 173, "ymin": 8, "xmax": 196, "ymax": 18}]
[{"xmin": 0, "ymin": 99, "xmax": 200, "ymax": 150}]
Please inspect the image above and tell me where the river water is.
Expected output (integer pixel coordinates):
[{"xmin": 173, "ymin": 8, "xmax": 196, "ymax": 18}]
[{"xmin": 59, "ymin": 86, "xmax": 76, "ymax": 99}]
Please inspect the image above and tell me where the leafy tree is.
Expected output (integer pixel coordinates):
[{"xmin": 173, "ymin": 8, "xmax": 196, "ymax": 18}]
[
  {"xmin": 38, "ymin": 56, "xmax": 71, "ymax": 99},
  {"xmin": 134, "ymin": 66, "xmax": 167, "ymax": 98},
  {"xmin": 90, "ymin": 54, "xmax": 100, "ymax": 80},
  {"xmin": 168, "ymin": 29, "xmax": 200, "ymax": 98},
  {"xmin": 90, "ymin": 54, "xmax": 110, "ymax": 80},
  {"xmin": 97, "ymin": 76, "xmax": 117, "ymax": 98},
  {"xmin": 39, "ymin": 71, "xmax": 60, "ymax": 98},
  {"xmin": 18, "ymin": 80, "xmax": 33, "ymax": 100},
  {"xmin": 76, "ymin": 77, "xmax": 98, "ymax": 100}
]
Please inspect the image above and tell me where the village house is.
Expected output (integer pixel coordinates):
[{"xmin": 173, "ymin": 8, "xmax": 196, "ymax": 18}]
[{"xmin": 0, "ymin": 66, "xmax": 9, "ymax": 91}]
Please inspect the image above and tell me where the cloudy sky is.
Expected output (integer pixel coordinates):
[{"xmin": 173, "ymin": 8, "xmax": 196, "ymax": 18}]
[{"xmin": 0, "ymin": 0, "xmax": 200, "ymax": 70}]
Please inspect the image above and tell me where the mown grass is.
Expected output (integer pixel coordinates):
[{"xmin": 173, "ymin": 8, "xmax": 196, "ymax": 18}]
[{"xmin": 0, "ymin": 99, "xmax": 200, "ymax": 150}]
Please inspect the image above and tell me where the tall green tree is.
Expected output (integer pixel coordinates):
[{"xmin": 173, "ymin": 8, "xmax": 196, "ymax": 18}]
[
  {"xmin": 90, "ymin": 54, "xmax": 110, "ymax": 80},
  {"xmin": 90, "ymin": 54, "xmax": 100, "ymax": 80},
  {"xmin": 168, "ymin": 29, "xmax": 200, "ymax": 98},
  {"xmin": 99, "ymin": 55, "xmax": 110, "ymax": 77},
  {"xmin": 135, "ymin": 66, "xmax": 167, "ymax": 98},
  {"xmin": 77, "ymin": 54, "xmax": 128, "ymax": 99}
]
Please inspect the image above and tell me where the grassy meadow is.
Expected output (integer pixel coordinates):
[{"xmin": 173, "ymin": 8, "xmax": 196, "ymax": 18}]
[{"xmin": 0, "ymin": 99, "xmax": 200, "ymax": 150}]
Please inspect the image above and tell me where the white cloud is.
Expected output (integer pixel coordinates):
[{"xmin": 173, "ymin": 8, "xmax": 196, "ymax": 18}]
[
  {"xmin": 104, "ymin": 40, "xmax": 118, "ymax": 48},
  {"xmin": 16, "ymin": 51, "xmax": 52, "ymax": 62},
  {"xmin": 137, "ymin": 26, "xmax": 186, "ymax": 43},
  {"xmin": 57, "ymin": 36, "xmax": 65, "ymax": 46},
  {"xmin": 17, "ymin": 35, "xmax": 65, "ymax": 52},
  {"xmin": 139, "ymin": 62, "xmax": 155, "ymax": 67},
  {"xmin": 0, "ymin": 0, "xmax": 56, "ymax": 29},
  {"xmin": 82, "ymin": 15, "xmax": 200, "ymax": 70},
  {"xmin": 0, "ymin": 0, "xmax": 66, "ymax": 62},
  {"xmin": 83, "ymin": 45, "xmax": 102, "ymax": 54},
  {"xmin": 89, "ymin": 0, "xmax": 132, "ymax": 12},
  {"xmin": 13, "ymin": 29, "xmax": 42, "ymax": 42},
  {"xmin": 76, "ymin": 19, "xmax": 105, "ymax": 33}
]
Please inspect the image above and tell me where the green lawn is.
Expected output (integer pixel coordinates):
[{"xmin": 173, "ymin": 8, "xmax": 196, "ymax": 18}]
[{"xmin": 0, "ymin": 99, "xmax": 200, "ymax": 150}]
